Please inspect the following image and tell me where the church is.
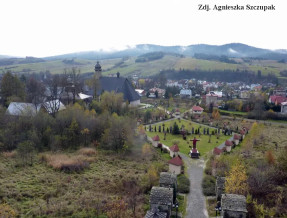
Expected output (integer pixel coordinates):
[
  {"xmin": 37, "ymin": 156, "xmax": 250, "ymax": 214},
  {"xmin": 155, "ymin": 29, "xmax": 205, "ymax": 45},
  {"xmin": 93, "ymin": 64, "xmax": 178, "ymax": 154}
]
[{"xmin": 89, "ymin": 61, "xmax": 140, "ymax": 106}]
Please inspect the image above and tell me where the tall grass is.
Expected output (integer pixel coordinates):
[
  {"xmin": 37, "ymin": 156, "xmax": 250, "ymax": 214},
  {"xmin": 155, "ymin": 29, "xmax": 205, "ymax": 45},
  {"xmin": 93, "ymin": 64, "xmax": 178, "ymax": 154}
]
[{"xmin": 41, "ymin": 152, "xmax": 96, "ymax": 172}]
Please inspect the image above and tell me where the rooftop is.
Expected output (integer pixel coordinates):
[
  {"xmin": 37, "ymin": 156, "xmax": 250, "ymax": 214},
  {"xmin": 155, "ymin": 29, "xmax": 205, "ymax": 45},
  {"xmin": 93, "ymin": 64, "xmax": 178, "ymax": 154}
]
[
  {"xmin": 192, "ymin": 105, "xmax": 204, "ymax": 111},
  {"xmin": 168, "ymin": 156, "xmax": 183, "ymax": 166},
  {"xmin": 150, "ymin": 186, "xmax": 173, "ymax": 206},
  {"xmin": 170, "ymin": 144, "xmax": 179, "ymax": 152},
  {"xmin": 152, "ymin": 135, "xmax": 160, "ymax": 141},
  {"xmin": 213, "ymin": 147, "xmax": 223, "ymax": 155},
  {"xmin": 221, "ymin": 194, "xmax": 247, "ymax": 213},
  {"xmin": 159, "ymin": 172, "xmax": 177, "ymax": 186},
  {"xmin": 233, "ymin": 134, "xmax": 241, "ymax": 140},
  {"xmin": 225, "ymin": 140, "xmax": 233, "ymax": 146}
]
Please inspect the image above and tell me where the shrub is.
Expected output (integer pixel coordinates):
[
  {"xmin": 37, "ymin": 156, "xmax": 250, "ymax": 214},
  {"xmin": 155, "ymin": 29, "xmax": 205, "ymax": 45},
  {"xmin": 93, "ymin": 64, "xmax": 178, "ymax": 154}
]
[
  {"xmin": 178, "ymin": 175, "xmax": 190, "ymax": 193},
  {"xmin": 202, "ymin": 175, "xmax": 216, "ymax": 196},
  {"xmin": 78, "ymin": 147, "xmax": 97, "ymax": 156},
  {"xmin": 0, "ymin": 203, "xmax": 17, "ymax": 217},
  {"xmin": 1, "ymin": 151, "xmax": 17, "ymax": 158},
  {"xmin": 41, "ymin": 153, "xmax": 90, "ymax": 173}
]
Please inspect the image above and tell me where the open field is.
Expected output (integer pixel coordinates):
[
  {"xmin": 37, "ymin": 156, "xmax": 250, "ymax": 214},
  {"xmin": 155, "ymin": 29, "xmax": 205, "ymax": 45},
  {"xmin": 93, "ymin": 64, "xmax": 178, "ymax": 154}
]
[
  {"xmin": 0, "ymin": 143, "xmax": 167, "ymax": 217},
  {"xmin": 146, "ymin": 119, "xmax": 231, "ymax": 156},
  {"xmin": 1, "ymin": 55, "xmax": 287, "ymax": 78}
]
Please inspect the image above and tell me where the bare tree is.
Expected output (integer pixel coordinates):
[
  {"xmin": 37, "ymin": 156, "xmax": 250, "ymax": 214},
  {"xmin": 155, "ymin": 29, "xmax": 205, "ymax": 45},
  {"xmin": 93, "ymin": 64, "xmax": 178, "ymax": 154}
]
[
  {"xmin": 45, "ymin": 74, "xmax": 67, "ymax": 117},
  {"xmin": 26, "ymin": 77, "xmax": 46, "ymax": 112}
]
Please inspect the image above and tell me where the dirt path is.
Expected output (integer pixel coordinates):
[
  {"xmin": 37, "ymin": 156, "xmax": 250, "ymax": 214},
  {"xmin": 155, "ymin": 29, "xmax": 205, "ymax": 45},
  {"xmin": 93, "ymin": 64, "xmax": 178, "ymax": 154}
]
[{"xmin": 180, "ymin": 153, "xmax": 208, "ymax": 218}]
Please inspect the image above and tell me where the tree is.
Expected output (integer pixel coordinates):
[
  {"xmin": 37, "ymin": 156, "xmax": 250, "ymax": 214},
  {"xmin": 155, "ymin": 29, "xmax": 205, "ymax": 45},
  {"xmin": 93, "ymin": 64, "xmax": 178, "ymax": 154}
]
[
  {"xmin": 100, "ymin": 91, "xmax": 124, "ymax": 115},
  {"xmin": 225, "ymin": 161, "xmax": 248, "ymax": 195},
  {"xmin": 0, "ymin": 71, "xmax": 25, "ymax": 105},
  {"xmin": 81, "ymin": 128, "xmax": 90, "ymax": 147},
  {"xmin": 101, "ymin": 115, "xmax": 134, "ymax": 152},
  {"xmin": 45, "ymin": 74, "xmax": 68, "ymax": 117},
  {"xmin": 212, "ymin": 109, "xmax": 220, "ymax": 120},
  {"xmin": 26, "ymin": 77, "xmax": 46, "ymax": 112},
  {"xmin": 172, "ymin": 122, "xmax": 180, "ymax": 135},
  {"xmin": 138, "ymin": 79, "xmax": 145, "ymax": 89},
  {"xmin": 155, "ymin": 90, "xmax": 158, "ymax": 98},
  {"xmin": 64, "ymin": 67, "xmax": 82, "ymax": 104}
]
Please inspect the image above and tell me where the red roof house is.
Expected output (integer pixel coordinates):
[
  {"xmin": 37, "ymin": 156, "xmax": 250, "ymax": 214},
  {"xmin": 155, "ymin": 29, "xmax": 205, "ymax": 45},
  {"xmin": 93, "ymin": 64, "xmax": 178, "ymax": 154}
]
[
  {"xmin": 213, "ymin": 147, "xmax": 223, "ymax": 155},
  {"xmin": 168, "ymin": 156, "xmax": 183, "ymax": 166},
  {"xmin": 170, "ymin": 144, "xmax": 179, "ymax": 152},
  {"xmin": 233, "ymin": 134, "xmax": 241, "ymax": 140},
  {"xmin": 233, "ymin": 134, "xmax": 241, "ymax": 145},
  {"xmin": 240, "ymin": 130, "xmax": 246, "ymax": 135},
  {"xmin": 269, "ymin": 95, "xmax": 287, "ymax": 105},
  {"xmin": 151, "ymin": 135, "xmax": 160, "ymax": 147},
  {"xmin": 168, "ymin": 156, "xmax": 183, "ymax": 175},
  {"xmin": 225, "ymin": 140, "xmax": 233, "ymax": 146},
  {"xmin": 225, "ymin": 140, "xmax": 233, "ymax": 152},
  {"xmin": 152, "ymin": 135, "xmax": 160, "ymax": 141},
  {"xmin": 191, "ymin": 105, "xmax": 204, "ymax": 114}
]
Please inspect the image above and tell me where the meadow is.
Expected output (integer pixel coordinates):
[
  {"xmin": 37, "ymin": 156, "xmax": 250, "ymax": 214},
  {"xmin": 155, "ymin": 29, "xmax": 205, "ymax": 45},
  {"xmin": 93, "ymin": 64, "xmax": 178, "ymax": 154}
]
[
  {"xmin": 0, "ymin": 142, "xmax": 167, "ymax": 217},
  {"xmin": 1, "ymin": 55, "xmax": 286, "ymax": 78}
]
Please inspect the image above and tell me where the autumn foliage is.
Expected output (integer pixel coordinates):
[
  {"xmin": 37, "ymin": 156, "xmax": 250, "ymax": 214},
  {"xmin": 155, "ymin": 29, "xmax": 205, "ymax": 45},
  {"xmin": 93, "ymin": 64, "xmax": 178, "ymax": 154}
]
[{"xmin": 225, "ymin": 160, "xmax": 248, "ymax": 195}]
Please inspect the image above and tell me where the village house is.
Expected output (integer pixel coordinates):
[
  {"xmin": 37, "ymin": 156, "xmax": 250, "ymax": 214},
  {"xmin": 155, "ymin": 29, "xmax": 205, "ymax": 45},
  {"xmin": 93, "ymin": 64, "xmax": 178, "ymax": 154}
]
[
  {"xmin": 169, "ymin": 144, "xmax": 179, "ymax": 158},
  {"xmin": 191, "ymin": 105, "xmax": 204, "ymax": 115},
  {"xmin": 221, "ymin": 194, "xmax": 248, "ymax": 218},
  {"xmin": 180, "ymin": 89, "xmax": 192, "ymax": 99},
  {"xmin": 152, "ymin": 135, "xmax": 160, "ymax": 147},
  {"xmin": 213, "ymin": 147, "xmax": 223, "ymax": 156},
  {"xmin": 149, "ymin": 88, "xmax": 165, "ymax": 98},
  {"xmin": 281, "ymin": 102, "xmax": 287, "ymax": 113},
  {"xmin": 240, "ymin": 129, "xmax": 246, "ymax": 139},
  {"xmin": 233, "ymin": 134, "xmax": 241, "ymax": 145},
  {"xmin": 6, "ymin": 100, "xmax": 66, "ymax": 117},
  {"xmin": 150, "ymin": 186, "xmax": 174, "ymax": 218},
  {"xmin": 269, "ymin": 95, "xmax": 287, "ymax": 106},
  {"xmin": 273, "ymin": 88, "xmax": 286, "ymax": 97},
  {"xmin": 159, "ymin": 172, "xmax": 177, "ymax": 203},
  {"xmin": 205, "ymin": 93, "xmax": 218, "ymax": 107},
  {"xmin": 240, "ymin": 90, "xmax": 250, "ymax": 99},
  {"xmin": 168, "ymin": 156, "xmax": 183, "ymax": 175},
  {"xmin": 215, "ymin": 177, "xmax": 225, "ymax": 201},
  {"xmin": 135, "ymin": 89, "xmax": 145, "ymax": 97},
  {"xmin": 225, "ymin": 140, "xmax": 233, "ymax": 152}
]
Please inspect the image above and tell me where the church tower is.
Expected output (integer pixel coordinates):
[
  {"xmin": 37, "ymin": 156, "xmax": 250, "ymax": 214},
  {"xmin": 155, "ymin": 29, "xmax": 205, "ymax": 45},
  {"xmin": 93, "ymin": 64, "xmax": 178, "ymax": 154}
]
[{"xmin": 94, "ymin": 61, "xmax": 102, "ymax": 78}]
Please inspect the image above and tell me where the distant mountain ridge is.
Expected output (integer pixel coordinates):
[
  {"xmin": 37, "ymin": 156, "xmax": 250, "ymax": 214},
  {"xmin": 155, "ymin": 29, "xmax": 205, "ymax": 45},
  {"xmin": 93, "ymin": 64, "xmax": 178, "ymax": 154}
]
[
  {"xmin": 1, "ymin": 43, "xmax": 287, "ymax": 61},
  {"xmin": 43, "ymin": 43, "xmax": 287, "ymax": 61}
]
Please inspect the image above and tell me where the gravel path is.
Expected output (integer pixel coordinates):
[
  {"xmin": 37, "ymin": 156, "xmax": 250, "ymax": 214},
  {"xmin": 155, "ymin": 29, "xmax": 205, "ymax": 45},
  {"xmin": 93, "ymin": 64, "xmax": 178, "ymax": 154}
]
[{"xmin": 180, "ymin": 153, "xmax": 208, "ymax": 218}]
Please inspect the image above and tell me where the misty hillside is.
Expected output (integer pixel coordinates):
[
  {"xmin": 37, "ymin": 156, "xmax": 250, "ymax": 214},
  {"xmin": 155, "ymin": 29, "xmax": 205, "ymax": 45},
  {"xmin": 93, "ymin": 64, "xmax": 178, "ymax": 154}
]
[{"xmin": 42, "ymin": 43, "xmax": 287, "ymax": 61}]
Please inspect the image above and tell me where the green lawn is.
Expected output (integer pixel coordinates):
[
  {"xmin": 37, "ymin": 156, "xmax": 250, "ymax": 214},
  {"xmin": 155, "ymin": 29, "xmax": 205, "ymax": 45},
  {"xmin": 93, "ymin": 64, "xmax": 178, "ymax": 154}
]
[
  {"xmin": 219, "ymin": 109, "xmax": 247, "ymax": 116},
  {"xmin": 146, "ymin": 119, "xmax": 230, "ymax": 157}
]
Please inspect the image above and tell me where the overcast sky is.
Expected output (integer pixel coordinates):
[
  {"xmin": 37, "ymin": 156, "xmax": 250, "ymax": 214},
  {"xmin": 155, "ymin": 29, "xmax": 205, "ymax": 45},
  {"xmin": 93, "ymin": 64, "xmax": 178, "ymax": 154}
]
[{"xmin": 1, "ymin": 0, "xmax": 286, "ymax": 57}]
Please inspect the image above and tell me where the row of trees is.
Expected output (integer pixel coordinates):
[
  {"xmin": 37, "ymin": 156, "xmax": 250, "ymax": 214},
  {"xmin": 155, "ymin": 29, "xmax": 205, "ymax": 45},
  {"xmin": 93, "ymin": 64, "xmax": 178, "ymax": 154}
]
[
  {"xmin": 0, "ymin": 69, "xmax": 83, "ymax": 110},
  {"xmin": 0, "ymin": 92, "xmax": 136, "ymax": 158}
]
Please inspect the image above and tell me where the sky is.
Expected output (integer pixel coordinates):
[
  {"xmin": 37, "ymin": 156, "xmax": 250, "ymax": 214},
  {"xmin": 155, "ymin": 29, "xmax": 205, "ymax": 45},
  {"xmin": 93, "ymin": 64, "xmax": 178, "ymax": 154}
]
[{"xmin": 0, "ymin": 0, "xmax": 287, "ymax": 57}]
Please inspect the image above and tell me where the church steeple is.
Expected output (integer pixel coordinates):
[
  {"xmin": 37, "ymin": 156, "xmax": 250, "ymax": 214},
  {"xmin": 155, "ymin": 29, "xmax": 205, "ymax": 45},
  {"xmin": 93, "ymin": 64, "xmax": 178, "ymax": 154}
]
[{"xmin": 95, "ymin": 61, "xmax": 102, "ymax": 77}]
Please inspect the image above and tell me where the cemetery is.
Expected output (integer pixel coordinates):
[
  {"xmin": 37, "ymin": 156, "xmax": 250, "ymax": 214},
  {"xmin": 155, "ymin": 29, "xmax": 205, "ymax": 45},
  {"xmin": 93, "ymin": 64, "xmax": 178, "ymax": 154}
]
[{"xmin": 145, "ymin": 119, "xmax": 231, "ymax": 156}]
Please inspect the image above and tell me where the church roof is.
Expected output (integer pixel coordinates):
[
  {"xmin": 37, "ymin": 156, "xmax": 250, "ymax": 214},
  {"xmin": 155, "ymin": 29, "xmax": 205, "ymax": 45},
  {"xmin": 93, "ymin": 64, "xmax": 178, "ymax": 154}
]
[{"xmin": 98, "ymin": 76, "xmax": 140, "ymax": 102}]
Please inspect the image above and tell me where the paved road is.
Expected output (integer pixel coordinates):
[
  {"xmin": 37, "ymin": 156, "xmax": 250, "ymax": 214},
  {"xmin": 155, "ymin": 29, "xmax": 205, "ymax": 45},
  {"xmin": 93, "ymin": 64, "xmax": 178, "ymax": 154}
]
[{"xmin": 180, "ymin": 153, "xmax": 208, "ymax": 218}]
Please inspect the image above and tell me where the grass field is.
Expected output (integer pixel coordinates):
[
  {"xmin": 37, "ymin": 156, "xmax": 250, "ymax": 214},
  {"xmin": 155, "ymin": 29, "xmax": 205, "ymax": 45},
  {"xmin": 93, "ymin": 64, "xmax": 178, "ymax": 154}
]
[
  {"xmin": 146, "ymin": 119, "xmax": 231, "ymax": 156},
  {"xmin": 1, "ymin": 55, "xmax": 287, "ymax": 78},
  {"xmin": 0, "ymin": 142, "xmax": 167, "ymax": 217}
]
